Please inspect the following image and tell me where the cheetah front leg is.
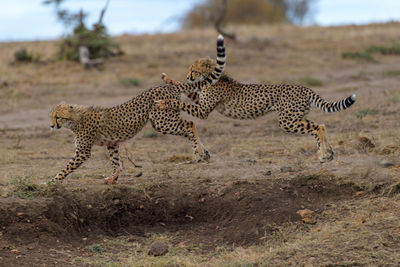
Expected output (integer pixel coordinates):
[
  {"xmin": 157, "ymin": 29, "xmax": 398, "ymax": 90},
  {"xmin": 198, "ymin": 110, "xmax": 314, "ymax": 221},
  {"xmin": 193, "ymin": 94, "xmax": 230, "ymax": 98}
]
[
  {"xmin": 104, "ymin": 144, "xmax": 122, "ymax": 185},
  {"xmin": 51, "ymin": 147, "xmax": 91, "ymax": 183},
  {"xmin": 150, "ymin": 109, "xmax": 210, "ymax": 162},
  {"xmin": 161, "ymin": 73, "xmax": 200, "ymax": 104},
  {"xmin": 155, "ymin": 99, "xmax": 215, "ymax": 120}
]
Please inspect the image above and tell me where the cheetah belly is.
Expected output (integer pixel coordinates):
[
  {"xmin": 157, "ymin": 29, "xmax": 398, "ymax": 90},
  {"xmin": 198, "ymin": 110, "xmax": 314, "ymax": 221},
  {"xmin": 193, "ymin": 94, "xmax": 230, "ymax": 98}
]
[
  {"xmin": 95, "ymin": 117, "xmax": 148, "ymax": 146},
  {"xmin": 217, "ymin": 101, "xmax": 273, "ymax": 119}
]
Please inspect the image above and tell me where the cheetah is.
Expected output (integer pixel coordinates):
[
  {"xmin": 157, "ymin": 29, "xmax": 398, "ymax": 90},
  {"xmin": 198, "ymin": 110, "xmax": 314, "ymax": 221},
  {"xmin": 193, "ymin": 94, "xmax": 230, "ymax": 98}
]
[
  {"xmin": 49, "ymin": 35, "xmax": 226, "ymax": 184},
  {"xmin": 157, "ymin": 57, "xmax": 356, "ymax": 163}
]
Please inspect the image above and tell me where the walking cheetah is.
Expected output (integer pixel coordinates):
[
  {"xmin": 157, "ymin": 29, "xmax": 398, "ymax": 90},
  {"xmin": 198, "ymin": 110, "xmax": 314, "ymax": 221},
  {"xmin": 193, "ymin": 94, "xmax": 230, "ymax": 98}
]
[
  {"xmin": 157, "ymin": 57, "xmax": 356, "ymax": 163},
  {"xmin": 49, "ymin": 35, "xmax": 226, "ymax": 184}
]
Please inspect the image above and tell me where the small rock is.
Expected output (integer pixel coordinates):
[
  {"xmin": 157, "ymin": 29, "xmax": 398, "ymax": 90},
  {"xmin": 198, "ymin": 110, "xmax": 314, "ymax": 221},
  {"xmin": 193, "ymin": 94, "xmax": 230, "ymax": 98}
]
[
  {"xmin": 355, "ymin": 191, "xmax": 365, "ymax": 197},
  {"xmin": 148, "ymin": 241, "xmax": 169, "ymax": 256},
  {"xmin": 239, "ymin": 158, "xmax": 257, "ymax": 164},
  {"xmin": 280, "ymin": 166, "xmax": 294, "ymax": 173},
  {"xmin": 264, "ymin": 170, "xmax": 272, "ymax": 176},
  {"xmin": 379, "ymin": 160, "xmax": 394, "ymax": 168},
  {"xmin": 296, "ymin": 209, "xmax": 317, "ymax": 224},
  {"xmin": 0, "ymin": 79, "xmax": 8, "ymax": 87},
  {"xmin": 10, "ymin": 249, "xmax": 20, "ymax": 254},
  {"xmin": 135, "ymin": 172, "xmax": 143, "ymax": 177}
]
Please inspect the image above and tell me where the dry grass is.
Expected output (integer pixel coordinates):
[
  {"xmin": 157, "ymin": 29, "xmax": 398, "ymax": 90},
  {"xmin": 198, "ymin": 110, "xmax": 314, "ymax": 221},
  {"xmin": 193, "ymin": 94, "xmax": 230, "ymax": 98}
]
[{"xmin": 1, "ymin": 22, "xmax": 400, "ymax": 265}]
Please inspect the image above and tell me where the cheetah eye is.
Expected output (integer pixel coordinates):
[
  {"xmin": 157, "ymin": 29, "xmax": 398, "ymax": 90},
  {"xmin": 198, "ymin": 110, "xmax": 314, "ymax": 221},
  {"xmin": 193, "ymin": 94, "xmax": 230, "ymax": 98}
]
[{"xmin": 55, "ymin": 116, "xmax": 60, "ymax": 120}]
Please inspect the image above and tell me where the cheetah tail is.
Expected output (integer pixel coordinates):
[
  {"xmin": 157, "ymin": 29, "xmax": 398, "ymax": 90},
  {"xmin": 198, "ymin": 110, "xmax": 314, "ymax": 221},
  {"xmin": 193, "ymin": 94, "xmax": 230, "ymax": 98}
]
[
  {"xmin": 200, "ymin": 34, "xmax": 226, "ymax": 86},
  {"xmin": 175, "ymin": 34, "xmax": 226, "ymax": 95},
  {"xmin": 311, "ymin": 93, "xmax": 356, "ymax": 112}
]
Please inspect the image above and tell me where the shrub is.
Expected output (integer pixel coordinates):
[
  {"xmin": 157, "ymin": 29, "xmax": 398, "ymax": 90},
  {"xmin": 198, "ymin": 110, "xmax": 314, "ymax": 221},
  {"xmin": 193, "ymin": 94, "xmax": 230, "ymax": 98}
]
[
  {"xmin": 342, "ymin": 44, "xmax": 400, "ymax": 61},
  {"xmin": 58, "ymin": 24, "xmax": 122, "ymax": 61},
  {"xmin": 14, "ymin": 48, "xmax": 40, "ymax": 63}
]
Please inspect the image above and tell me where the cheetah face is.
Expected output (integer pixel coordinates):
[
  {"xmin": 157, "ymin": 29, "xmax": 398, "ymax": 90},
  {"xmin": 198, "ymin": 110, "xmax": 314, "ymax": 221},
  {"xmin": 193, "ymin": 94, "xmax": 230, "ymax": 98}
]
[
  {"xmin": 186, "ymin": 57, "xmax": 217, "ymax": 83},
  {"xmin": 49, "ymin": 103, "xmax": 75, "ymax": 130}
]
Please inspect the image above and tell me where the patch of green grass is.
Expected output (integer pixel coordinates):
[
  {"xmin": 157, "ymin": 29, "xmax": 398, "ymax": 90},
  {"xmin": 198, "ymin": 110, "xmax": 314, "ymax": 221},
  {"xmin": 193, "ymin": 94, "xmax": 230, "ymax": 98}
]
[
  {"xmin": 141, "ymin": 128, "xmax": 158, "ymax": 138},
  {"xmin": 147, "ymin": 63, "xmax": 159, "ymax": 68},
  {"xmin": 298, "ymin": 76, "xmax": 323, "ymax": 87},
  {"xmin": 388, "ymin": 94, "xmax": 399, "ymax": 104},
  {"xmin": 88, "ymin": 244, "xmax": 106, "ymax": 254},
  {"xmin": 119, "ymin": 78, "xmax": 141, "ymax": 87},
  {"xmin": 355, "ymin": 109, "xmax": 379, "ymax": 119},
  {"xmin": 342, "ymin": 44, "xmax": 400, "ymax": 61},
  {"xmin": 383, "ymin": 70, "xmax": 400, "ymax": 77},
  {"xmin": 350, "ymin": 70, "xmax": 368, "ymax": 80},
  {"xmin": 11, "ymin": 177, "xmax": 40, "ymax": 200}
]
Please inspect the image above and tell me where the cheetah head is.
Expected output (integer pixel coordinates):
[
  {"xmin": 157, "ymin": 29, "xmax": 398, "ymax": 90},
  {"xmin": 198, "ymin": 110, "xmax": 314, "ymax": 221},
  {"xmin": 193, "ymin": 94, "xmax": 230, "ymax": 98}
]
[
  {"xmin": 186, "ymin": 57, "xmax": 217, "ymax": 83},
  {"xmin": 50, "ymin": 102, "xmax": 80, "ymax": 130}
]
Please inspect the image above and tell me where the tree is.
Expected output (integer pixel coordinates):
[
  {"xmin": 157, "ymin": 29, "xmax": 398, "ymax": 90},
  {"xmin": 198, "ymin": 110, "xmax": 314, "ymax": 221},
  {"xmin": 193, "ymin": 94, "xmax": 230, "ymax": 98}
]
[
  {"xmin": 285, "ymin": 0, "xmax": 316, "ymax": 25},
  {"xmin": 182, "ymin": 0, "xmax": 317, "ymax": 29},
  {"xmin": 43, "ymin": 0, "xmax": 122, "ymax": 63}
]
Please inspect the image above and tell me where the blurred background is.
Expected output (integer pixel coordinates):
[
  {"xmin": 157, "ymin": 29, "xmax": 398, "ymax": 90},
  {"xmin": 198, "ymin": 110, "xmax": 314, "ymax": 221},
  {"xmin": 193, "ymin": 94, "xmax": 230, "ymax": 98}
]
[
  {"xmin": 1, "ymin": 0, "xmax": 400, "ymax": 42},
  {"xmin": 1, "ymin": 2, "xmax": 400, "ymax": 266}
]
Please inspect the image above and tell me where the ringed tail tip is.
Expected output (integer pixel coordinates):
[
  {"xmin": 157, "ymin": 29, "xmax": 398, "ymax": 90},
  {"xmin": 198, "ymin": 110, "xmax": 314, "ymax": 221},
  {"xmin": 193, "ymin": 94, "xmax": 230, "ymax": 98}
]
[
  {"xmin": 217, "ymin": 34, "xmax": 224, "ymax": 46},
  {"xmin": 351, "ymin": 94, "xmax": 356, "ymax": 101}
]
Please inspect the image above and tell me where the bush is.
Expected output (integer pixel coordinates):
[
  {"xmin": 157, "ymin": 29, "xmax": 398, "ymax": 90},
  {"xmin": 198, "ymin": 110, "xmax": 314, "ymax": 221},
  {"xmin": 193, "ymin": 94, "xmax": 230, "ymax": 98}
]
[
  {"xmin": 58, "ymin": 24, "xmax": 122, "ymax": 61},
  {"xmin": 342, "ymin": 44, "xmax": 400, "ymax": 61},
  {"xmin": 14, "ymin": 48, "xmax": 40, "ymax": 63}
]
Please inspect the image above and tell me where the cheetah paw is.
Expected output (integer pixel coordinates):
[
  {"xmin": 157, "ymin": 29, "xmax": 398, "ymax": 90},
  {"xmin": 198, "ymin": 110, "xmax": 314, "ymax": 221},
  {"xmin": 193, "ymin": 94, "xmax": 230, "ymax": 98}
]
[
  {"xmin": 193, "ymin": 149, "xmax": 211, "ymax": 163},
  {"xmin": 318, "ymin": 149, "xmax": 334, "ymax": 163},
  {"xmin": 155, "ymin": 99, "xmax": 170, "ymax": 110}
]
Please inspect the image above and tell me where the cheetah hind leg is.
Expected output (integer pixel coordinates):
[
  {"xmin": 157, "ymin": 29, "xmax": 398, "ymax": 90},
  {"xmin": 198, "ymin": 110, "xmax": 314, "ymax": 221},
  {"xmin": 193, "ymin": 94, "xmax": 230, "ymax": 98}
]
[
  {"xmin": 315, "ymin": 124, "xmax": 334, "ymax": 163},
  {"xmin": 104, "ymin": 144, "xmax": 122, "ymax": 185},
  {"xmin": 279, "ymin": 116, "xmax": 334, "ymax": 163}
]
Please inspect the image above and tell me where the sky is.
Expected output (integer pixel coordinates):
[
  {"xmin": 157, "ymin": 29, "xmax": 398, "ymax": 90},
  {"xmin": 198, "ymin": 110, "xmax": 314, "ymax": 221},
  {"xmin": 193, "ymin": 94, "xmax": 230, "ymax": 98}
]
[{"xmin": 0, "ymin": 0, "xmax": 400, "ymax": 42}]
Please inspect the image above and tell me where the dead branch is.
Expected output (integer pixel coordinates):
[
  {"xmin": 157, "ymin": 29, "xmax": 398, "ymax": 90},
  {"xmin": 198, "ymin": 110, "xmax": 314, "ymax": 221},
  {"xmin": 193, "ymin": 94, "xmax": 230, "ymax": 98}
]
[
  {"xmin": 94, "ymin": 0, "xmax": 110, "ymax": 31},
  {"xmin": 124, "ymin": 147, "xmax": 142, "ymax": 168},
  {"xmin": 214, "ymin": 0, "xmax": 236, "ymax": 41},
  {"xmin": 79, "ymin": 46, "xmax": 104, "ymax": 68}
]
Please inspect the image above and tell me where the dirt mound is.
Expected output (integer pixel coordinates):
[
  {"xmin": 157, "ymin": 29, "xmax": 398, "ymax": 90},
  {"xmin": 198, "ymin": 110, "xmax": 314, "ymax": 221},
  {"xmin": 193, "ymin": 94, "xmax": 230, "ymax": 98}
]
[{"xmin": 0, "ymin": 175, "xmax": 358, "ymax": 250}]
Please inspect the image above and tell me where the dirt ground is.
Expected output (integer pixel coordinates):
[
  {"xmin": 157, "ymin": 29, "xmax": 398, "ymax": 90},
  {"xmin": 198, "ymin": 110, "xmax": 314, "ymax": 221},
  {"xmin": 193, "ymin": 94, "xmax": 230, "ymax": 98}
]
[{"xmin": 0, "ymin": 23, "xmax": 399, "ymax": 266}]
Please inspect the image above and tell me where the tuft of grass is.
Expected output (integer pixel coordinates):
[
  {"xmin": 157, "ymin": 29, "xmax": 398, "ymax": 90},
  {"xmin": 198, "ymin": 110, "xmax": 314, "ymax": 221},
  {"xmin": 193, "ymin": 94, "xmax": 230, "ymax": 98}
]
[
  {"xmin": 355, "ymin": 109, "xmax": 379, "ymax": 119},
  {"xmin": 388, "ymin": 94, "xmax": 399, "ymax": 104},
  {"xmin": 120, "ymin": 78, "xmax": 141, "ymax": 87},
  {"xmin": 87, "ymin": 244, "xmax": 106, "ymax": 254},
  {"xmin": 383, "ymin": 70, "xmax": 400, "ymax": 77},
  {"xmin": 147, "ymin": 63, "xmax": 159, "ymax": 68},
  {"xmin": 342, "ymin": 44, "xmax": 400, "ymax": 61},
  {"xmin": 298, "ymin": 76, "xmax": 323, "ymax": 87},
  {"xmin": 13, "ymin": 48, "xmax": 40, "ymax": 63},
  {"xmin": 12, "ymin": 134, "xmax": 24, "ymax": 149},
  {"xmin": 350, "ymin": 70, "xmax": 368, "ymax": 80},
  {"xmin": 11, "ymin": 177, "xmax": 40, "ymax": 200},
  {"xmin": 141, "ymin": 128, "xmax": 158, "ymax": 138}
]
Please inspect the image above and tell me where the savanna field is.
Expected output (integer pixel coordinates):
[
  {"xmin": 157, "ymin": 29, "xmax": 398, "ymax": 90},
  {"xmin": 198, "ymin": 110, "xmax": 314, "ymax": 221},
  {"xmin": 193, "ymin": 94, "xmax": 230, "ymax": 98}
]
[{"xmin": 0, "ymin": 23, "xmax": 399, "ymax": 266}]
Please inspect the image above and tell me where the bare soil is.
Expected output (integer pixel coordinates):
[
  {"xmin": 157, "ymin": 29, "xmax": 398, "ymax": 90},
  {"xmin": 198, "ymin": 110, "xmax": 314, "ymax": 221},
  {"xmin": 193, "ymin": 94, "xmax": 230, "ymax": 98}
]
[{"xmin": 0, "ymin": 175, "xmax": 360, "ymax": 266}]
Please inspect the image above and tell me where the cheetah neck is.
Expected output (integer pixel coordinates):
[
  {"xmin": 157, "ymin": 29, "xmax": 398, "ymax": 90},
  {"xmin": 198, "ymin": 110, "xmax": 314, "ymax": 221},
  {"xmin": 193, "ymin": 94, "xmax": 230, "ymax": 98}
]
[{"xmin": 215, "ymin": 74, "xmax": 240, "ymax": 86}]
